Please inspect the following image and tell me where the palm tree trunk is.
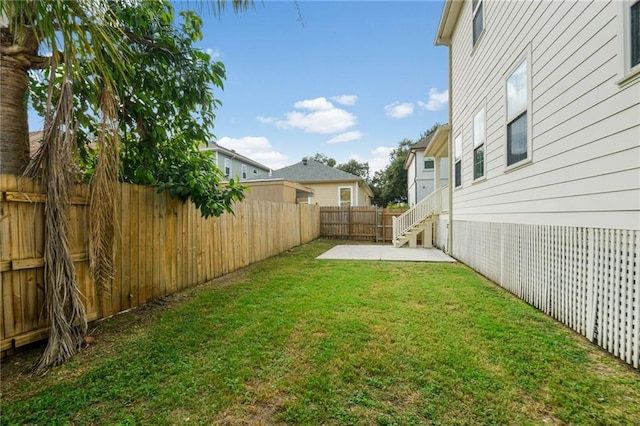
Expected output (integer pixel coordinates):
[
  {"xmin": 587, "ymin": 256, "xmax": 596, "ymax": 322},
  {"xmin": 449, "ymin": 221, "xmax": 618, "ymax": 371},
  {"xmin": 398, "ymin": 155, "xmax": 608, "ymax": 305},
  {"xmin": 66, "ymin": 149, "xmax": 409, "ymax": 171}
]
[{"xmin": 0, "ymin": 54, "xmax": 30, "ymax": 175}]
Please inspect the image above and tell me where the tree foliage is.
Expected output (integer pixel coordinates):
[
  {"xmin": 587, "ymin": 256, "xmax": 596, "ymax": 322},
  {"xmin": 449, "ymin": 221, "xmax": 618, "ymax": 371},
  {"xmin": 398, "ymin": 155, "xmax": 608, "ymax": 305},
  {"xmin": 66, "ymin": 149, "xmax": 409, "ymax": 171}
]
[
  {"xmin": 371, "ymin": 123, "xmax": 441, "ymax": 207},
  {"xmin": 336, "ymin": 158, "xmax": 370, "ymax": 180},
  {"xmin": 1, "ymin": 0, "xmax": 253, "ymax": 372},
  {"xmin": 28, "ymin": 0, "xmax": 246, "ymax": 218},
  {"xmin": 308, "ymin": 152, "xmax": 337, "ymax": 167}
]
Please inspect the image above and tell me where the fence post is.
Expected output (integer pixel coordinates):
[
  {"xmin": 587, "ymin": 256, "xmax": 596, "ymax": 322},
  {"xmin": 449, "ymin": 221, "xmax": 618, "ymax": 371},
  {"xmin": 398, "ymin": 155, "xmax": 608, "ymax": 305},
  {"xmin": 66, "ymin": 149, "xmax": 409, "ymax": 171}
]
[
  {"xmin": 392, "ymin": 216, "xmax": 397, "ymax": 245},
  {"xmin": 375, "ymin": 207, "xmax": 379, "ymax": 243}
]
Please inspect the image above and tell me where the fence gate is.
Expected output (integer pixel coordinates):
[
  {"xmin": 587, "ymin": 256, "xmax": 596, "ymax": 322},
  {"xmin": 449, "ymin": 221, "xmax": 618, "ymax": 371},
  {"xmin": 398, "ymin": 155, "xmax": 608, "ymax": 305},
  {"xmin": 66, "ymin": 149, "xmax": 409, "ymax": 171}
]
[{"xmin": 319, "ymin": 207, "xmax": 407, "ymax": 243}]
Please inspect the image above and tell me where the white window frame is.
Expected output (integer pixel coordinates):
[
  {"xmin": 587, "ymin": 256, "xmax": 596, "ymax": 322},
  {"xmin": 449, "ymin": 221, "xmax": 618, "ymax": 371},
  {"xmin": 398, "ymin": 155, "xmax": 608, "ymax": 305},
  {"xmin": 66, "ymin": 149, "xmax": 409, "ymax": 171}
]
[
  {"xmin": 472, "ymin": 0, "xmax": 484, "ymax": 47},
  {"xmin": 454, "ymin": 133, "xmax": 463, "ymax": 188},
  {"xmin": 224, "ymin": 158, "xmax": 232, "ymax": 179},
  {"xmin": 423, "ymin": 158, "xmax": 435, "ymax": 170},
  {"xmin": 338, "ymin": 186, "xmax": 353, "ymax": 207},
  {"xmin": 473, "ymin": 103, "xmax": 486, "ymax": 182},
  {"xmin": 241, "ymin": 164, "xmax": 248, "ymax": 180},
  {"xmin": 618, "ymin": 0, "xmax": 640, "ymax": 86},
  {"xmin": 504, "ymin": 49, "xmax": 532, "ymax": 171}
]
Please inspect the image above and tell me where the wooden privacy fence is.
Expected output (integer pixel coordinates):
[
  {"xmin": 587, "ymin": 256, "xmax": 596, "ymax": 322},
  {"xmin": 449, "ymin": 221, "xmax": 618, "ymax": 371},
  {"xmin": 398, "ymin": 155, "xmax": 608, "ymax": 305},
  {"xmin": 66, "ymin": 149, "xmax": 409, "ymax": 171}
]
[
  {"xmin": 0, "ymin": 175, "xmax": 320, "ymax": 352},
  {"xmin": 320, "ymin": 207, "xmax": 408, "ymax": 243}
]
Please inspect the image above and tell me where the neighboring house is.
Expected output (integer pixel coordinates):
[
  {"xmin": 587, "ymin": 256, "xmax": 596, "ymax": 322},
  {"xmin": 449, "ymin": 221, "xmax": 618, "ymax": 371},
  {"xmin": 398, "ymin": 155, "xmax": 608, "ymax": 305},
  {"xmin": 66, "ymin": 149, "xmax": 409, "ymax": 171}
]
[
  {"xmin": 396, "ymin": 0, "xmax": 639, "ymax": 368},
  {"xmin": 404, "ymin": 132, "xmax": 448, "ymax": 206},
  {"xmin": 254, "ymin": 158, "xmax": 373, "ymax": 206},
  {"xmin": 242, "ymin": 179, "xmax": 315, "ymax": 204},
  {"xmin": 200, "ymin": 142, "xmax": 271, "ymax": 181}
]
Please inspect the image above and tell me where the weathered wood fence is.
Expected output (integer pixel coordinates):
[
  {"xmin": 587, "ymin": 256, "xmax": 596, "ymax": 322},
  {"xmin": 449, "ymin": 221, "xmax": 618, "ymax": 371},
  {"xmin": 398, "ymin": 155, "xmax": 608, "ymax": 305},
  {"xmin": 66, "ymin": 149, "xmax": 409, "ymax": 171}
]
[
  {"xmin": 319, "ymin": 207, "xmax": 408, "ymax": 243},
  {"xmin": 0, "ymin": 175, "xmax": 320, "ymax": 352}
]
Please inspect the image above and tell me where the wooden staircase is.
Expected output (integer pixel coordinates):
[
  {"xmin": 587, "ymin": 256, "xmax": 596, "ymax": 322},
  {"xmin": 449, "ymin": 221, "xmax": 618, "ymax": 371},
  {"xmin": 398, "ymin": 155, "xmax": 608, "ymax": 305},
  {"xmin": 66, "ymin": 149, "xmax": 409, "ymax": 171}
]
[{"xmin": 392, "ymin": 186, "xmax": 446, "ymax": 248}]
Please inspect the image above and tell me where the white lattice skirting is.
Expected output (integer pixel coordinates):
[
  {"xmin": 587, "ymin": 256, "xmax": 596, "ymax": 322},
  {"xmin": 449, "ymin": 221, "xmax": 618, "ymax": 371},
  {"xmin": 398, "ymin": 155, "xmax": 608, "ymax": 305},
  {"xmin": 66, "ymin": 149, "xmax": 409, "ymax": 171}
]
[{"xmin": 451, "ymin": 221, "xmax": 639, "ymax": 369}]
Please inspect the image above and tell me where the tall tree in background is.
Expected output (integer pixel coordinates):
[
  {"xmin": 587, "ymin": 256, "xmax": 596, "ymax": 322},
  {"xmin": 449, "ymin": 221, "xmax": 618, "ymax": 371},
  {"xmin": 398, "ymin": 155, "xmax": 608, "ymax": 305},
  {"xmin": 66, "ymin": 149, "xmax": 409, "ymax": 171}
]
[
  {"xmin": 336, "ymin": 158, "xmax": 370, "ymax": 180},
  {"xmin": 372, "ymin": 123, "xmax": 441, "ymax": 207},
  {"xmin": 308, "ymin": 152, "xmax": 337, "ymax": 167},
  {"xmin": 0, "ymin": 0, "xmax": 252, "ymax": 372},
  {"xmin": 372, "ymin": 139, "xmax": 413, "ymax": 206}
]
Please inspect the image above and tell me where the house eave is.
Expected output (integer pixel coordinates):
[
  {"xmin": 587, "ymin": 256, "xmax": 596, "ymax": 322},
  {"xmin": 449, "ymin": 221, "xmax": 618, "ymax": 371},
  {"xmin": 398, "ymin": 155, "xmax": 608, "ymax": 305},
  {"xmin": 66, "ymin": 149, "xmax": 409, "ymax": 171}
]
[
  {"xmin": 435, "ymin": 0, "xmax": 464, "ymax": 46},
  {"xmin": 424, "ymin": 124, "xmax": 450, "ymax": 158}
]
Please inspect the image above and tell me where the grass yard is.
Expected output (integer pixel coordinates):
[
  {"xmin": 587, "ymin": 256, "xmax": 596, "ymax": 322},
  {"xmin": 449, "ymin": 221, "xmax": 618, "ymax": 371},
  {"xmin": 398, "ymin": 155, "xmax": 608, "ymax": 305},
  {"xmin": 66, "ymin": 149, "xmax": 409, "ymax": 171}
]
[{"xmin": 1, "ymin": 240, "xmax": 639, "ymax": 425}]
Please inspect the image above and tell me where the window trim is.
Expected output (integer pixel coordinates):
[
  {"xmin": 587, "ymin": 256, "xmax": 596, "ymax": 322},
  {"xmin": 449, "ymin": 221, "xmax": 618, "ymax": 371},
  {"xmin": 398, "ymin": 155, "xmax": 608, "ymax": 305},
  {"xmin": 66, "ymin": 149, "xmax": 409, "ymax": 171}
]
[
  {"xmin": 224, "ymin": 158, "xmax": 232, "ymax": 179},
  {"xmin": 472, "ymin": 0, "xmax": 485, "ymax": 47},
  {"xmin": 618, "ymin": 0, "xmax": 640, "ymax": 86},
  {"xmin": 338, "ymin": 186, "xmax": 353, "ymax": 207},
  {"xmin": 454, "ymin": 132, "xmax": 463, "ymax": 189},
  {"xmin": 241, "ymin": 164, "xmax": 248, "ymax": 180},
  {"xmin": 473, "ymin": 103, "xmax": 486, "ymax": 182},
  {"xmin": 504, "ymin": 49, "xmax": 532, "ymax": 172},
  {"xmin": 423, "ymin": 158, "xmax": 435, "ymax": 171}
]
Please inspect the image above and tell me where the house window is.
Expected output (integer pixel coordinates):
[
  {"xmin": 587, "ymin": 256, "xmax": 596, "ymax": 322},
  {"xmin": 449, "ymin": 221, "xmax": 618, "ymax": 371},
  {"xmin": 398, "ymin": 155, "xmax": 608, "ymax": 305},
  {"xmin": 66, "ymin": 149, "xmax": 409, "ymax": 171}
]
[
  {"xmin": 424, "ymin": 158, "xmax": 435, "ymax": 170},
  {"xmin": 454, "ymin": 133, "xmax": 462, "ymax": 188},
  {"xmin": 472, "ymin": 0, "xmax": 484, "ymax": 46},
  {"xmin": 473, "ymin": 107, "xmax": 485, "ymax": 180},
  {"xmin": 632, "ymin": 0, "xmax": 640, "ymax": 68},
  {"xmin": 253, "ymin": 168, "xmax": 258, "ymax": 174},
  {"xmin": 339, "ymin": 187, "xmax": 352, "ymax": 207},
  {"xmin": 224, "ymin": 158, "xmax": 232, "ymax": 179},
  {"xmin": 241, "ymin": 164, "xmax": 248, "ymax": 180},
  {"xmin": 506, "ymin": 58, "xmax": 529, "ymax": 167}
]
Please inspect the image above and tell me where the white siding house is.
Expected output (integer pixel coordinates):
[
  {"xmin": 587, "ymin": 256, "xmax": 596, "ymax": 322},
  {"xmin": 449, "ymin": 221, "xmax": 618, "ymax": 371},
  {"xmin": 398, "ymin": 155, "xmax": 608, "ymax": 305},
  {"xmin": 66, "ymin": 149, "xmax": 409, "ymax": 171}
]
[
  {"xmin": 405, "ymin": 133, "xmax": 449, "ymax": 206},
  {"xmin": 424, "ymin": 0, "xmax": 640, "ymax": 368}
]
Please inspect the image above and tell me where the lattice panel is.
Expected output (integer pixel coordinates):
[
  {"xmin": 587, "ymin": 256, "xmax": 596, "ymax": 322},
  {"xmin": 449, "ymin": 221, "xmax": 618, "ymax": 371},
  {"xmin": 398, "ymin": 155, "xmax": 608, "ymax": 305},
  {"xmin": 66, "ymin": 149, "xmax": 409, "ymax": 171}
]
[{"xmin": 452, "ymin": 221, "xmax": 639, "ymax": 368}]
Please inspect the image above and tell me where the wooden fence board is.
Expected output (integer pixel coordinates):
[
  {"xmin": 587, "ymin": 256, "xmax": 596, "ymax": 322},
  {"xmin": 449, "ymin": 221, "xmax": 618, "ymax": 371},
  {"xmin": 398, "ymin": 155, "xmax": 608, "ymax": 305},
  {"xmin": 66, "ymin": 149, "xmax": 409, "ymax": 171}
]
[
  {"xmin": 1, "ymin": 175, "xmax": 320, "ymax": 352},
  {"xmin": 319, "ymin": 206, "xmax": 407, "ymax": 242}
]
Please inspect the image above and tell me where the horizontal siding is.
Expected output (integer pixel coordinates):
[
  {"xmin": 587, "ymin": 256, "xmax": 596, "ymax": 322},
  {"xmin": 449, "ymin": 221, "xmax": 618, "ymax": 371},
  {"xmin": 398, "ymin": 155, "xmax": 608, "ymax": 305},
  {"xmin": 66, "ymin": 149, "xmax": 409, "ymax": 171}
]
[{"xmin": 450, "ymin": 0, "xmax": 640, "ymax": 229}]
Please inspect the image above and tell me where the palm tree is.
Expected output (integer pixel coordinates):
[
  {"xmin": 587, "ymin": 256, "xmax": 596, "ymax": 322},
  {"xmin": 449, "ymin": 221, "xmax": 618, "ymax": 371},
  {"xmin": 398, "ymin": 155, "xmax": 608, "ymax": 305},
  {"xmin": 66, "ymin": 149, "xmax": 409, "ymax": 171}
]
[{"xmin": 0, "ymin": 0, "xmax": 253, "ymax": 372}]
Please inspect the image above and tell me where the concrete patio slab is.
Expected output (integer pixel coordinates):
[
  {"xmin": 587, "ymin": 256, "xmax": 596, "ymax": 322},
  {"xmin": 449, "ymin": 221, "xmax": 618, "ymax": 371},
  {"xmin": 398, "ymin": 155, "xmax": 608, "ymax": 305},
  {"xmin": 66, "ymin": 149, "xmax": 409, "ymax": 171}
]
[{"xmin": 316, "ymin": 245, "xmax": 456, "ymax": 262}]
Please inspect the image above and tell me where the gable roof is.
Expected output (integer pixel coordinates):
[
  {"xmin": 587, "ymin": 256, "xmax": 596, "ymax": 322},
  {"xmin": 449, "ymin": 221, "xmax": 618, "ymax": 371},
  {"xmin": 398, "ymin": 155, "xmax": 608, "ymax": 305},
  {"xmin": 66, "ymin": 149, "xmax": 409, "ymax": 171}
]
[
  {"xmin": 254, "ymin": 159, "xmax": 374, "ymax": 196},
  {"xmin": 259, "ymin": 159, "xmax": 362, "ymax": 182},
  {"xmin": 403, "ymin": 131, "xmax": 437, "ymax": 170},
  {"xmin": 200, "ymin": 142, "xmax": 271, "ymax": 172}
]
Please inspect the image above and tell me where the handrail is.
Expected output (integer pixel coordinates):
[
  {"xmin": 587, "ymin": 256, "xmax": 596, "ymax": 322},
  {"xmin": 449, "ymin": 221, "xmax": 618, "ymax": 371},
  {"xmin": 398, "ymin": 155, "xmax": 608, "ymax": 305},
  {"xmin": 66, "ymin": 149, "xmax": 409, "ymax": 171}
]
[{"xmin": 392, "ymin": 186, "xmax": 446, "ymax": 242}]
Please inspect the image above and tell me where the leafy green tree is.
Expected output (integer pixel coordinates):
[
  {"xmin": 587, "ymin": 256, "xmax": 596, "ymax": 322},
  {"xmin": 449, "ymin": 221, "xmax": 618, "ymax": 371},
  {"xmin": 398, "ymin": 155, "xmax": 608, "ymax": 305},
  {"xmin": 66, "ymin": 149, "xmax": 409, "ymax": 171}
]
[
  {"xmin": 308, "ymin": 152, "xmax": 337, "ymax": 167},
  {"xmin": 336, "ymin": 158, "xmax": 370, "ymax": 180},
  {"xmin": 0, "ymin": 0, "xmax": 253, "ymax": 372},
  {"xmin": 374, "ymin": 139, "xmax": 412, "ymax": 206},
  {"xmin": 29, "ymin": 1, "xmax": 246, "ymax": 218},
  {"xmin": 371, "ymin": 124, "xmax": 441, "ymax": 207}
]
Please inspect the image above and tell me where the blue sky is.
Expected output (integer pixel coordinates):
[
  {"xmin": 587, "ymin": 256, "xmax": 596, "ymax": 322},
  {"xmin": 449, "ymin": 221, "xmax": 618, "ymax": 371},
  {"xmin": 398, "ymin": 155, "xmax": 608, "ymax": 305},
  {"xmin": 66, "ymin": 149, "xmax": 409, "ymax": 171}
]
[
  {"xmin": 192, "ymin": 0, "xmax": 449, "ymax": 171},
  {"xmin": 30, "ymin": 0, "xmax": 449, "ymax": 172}
]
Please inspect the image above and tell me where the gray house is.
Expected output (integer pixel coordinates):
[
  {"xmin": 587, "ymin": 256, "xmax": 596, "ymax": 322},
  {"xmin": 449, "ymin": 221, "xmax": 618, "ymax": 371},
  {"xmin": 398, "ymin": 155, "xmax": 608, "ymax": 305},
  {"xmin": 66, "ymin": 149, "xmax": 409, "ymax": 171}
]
[
  {"xmin": 254, "ymin": 159, "xmax": 373, "ymax": 206},
  {"xmin": 200, "ymin": 142, "xmax": 271, "ymax": 181}
]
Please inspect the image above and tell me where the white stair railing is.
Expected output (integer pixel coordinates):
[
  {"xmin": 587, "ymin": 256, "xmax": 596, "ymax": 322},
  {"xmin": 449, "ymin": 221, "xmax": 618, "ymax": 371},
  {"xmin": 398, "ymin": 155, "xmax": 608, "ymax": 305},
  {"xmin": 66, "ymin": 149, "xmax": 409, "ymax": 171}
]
[{"xmin": 392, "ymin": 186, "xmax": 446, "ymax": 243}]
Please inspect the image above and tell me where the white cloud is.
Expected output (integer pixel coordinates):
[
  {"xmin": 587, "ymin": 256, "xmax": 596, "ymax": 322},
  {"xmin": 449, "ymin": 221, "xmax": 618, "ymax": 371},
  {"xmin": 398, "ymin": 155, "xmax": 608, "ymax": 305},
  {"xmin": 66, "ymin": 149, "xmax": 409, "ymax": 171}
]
[
  {"xmin": 418, "ymin": 88, "xmax": 449, "ymax": 111},
  {"xmin": 216, "ymin": 136, "xmax": 289, "ymax": 169},
  {"xmin": 293, "ymin": 97, "xmax": 335, "ymax": 111},
  {"xmin": 205, "ymin": 48, "xmax": 221, "ymax": 60},
  {"xmin": 262, "ymin": 97, "xmax": 358, "ymax": 134},
  {"xmin": 331, "ymin": 95, "xmax": 358, "ymax": 106},
  {"xmin": 327, "ymin": 131, "xmax": 364, "ymax": 144},
  {"xmin": 368, "ymin": 146, "xmax": 394, "ymax": 172},
  {"xmin": 385, "ymin": 102, "xmax": 414, "ymax": 119},
  {"xmin": 256, "ymin": 115, "xmax": 277, "ymax": 124}
]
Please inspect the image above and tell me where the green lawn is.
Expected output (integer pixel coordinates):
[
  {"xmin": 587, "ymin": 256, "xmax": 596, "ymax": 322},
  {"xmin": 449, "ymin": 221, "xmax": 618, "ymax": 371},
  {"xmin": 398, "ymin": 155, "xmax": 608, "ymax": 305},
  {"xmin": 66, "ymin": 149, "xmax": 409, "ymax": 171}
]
[{"xmin": 2, "ymin": 240, "xmax": 639, "ymax": 425}]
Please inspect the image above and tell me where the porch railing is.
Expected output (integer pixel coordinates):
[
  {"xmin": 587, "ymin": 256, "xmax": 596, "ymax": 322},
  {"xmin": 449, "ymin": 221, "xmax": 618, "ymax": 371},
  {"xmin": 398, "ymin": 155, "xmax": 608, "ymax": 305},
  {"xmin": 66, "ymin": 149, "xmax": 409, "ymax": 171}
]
[{"xmin": 392, "ymin": 185, "xmax": 447, "ymax": 243}]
